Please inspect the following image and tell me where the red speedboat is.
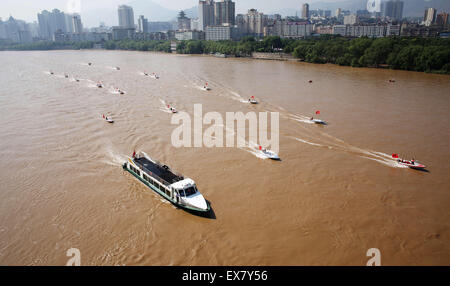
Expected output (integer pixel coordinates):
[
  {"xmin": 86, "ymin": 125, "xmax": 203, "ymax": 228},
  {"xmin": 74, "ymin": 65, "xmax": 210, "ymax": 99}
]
[{"xmin": 392, "ymin": 154, "xmax": 426, "ymax": 169}]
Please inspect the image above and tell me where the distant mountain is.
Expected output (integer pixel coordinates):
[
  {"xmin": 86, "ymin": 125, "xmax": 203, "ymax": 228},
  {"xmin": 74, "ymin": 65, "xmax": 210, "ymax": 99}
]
[
  {"xmin": 127, "ymin": 0, "xmax": 177, "ymax": 21},
  {"xmin": 184, "ymin": 6, "xmax": 199, "ymax": 19}
]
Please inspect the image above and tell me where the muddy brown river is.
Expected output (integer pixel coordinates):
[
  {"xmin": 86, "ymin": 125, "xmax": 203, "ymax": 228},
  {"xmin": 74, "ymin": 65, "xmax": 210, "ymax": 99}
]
[{"xmin": 0, "ymin": 50, "xmax": 449, "ymax": 265}]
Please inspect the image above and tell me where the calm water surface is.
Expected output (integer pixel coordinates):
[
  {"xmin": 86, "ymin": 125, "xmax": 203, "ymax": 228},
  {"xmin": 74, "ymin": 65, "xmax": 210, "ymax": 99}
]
[{"xmin": 0, "ymin": 50, "xmax": 449, "ymax": 265}]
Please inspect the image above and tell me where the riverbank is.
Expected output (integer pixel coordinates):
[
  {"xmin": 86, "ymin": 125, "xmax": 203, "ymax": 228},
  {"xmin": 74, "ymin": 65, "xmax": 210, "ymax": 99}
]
[{"xmin": 1, "ymin": 35, "xmax": 449, "ymax": 74}]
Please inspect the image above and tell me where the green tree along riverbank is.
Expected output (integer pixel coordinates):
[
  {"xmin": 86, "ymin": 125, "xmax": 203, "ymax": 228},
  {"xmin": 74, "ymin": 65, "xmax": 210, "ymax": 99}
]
[
  {"xmin": 0, "ymin": 40, "xmax": 94, "ymax": 51},
  {"xmin": 1, "ymin": 36, "xmax": 449, "ymax": 74}
]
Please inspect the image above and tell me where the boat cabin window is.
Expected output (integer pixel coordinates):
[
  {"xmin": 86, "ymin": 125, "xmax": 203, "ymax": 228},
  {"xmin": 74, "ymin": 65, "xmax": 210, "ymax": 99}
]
[{"xmin": 183, "ymin": 186, "xmax": 197, "ymax": 197}]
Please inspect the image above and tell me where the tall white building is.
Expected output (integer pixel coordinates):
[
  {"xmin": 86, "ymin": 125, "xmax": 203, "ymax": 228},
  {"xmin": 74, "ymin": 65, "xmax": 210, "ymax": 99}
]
[
  {"xmin": 237, "ymin": 9, "xmax": 267, "ymax": 37},
  {"xmin": 37, "ymin": 9, "xmax": 67, "ymax": 39},
  {"xmin": 424, "ymin": 8, "xmax": 437, "ymax": 26},
  {"xmin": 138, "ymin": 15, "xmax": 148, "ymax": 33},
  {"xmin": 118, "ymin": 5, "xmax": 135, "ymax": 28},
  {"xmin": 72, "ymin": 15, "xmax": 83, "ymax": 34}
]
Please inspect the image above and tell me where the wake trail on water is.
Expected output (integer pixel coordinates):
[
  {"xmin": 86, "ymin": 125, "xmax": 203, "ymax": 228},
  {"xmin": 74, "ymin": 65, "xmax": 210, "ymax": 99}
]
[
  {"xmin": 158, "ymin": 98, "xmax": 175, "ymax": 113},
  {"xmin": 290, "ymin": 134, "xmax": 406, "ymax": 168},
  {"xmin": 187, "ymin": 74, "xmax": 398, "ymax": 166},
  {"xmin": 102, "ymin": 145, "xmax": 128, "ymax": 167}
]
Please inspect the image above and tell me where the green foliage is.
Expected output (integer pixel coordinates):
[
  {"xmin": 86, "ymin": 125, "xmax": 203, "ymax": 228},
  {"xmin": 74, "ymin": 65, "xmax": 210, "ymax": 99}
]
[
  {"xmin": 0, "ymin": 41, "xmax": 94, "ymax": 51},
  {"xmin": 1, "ymin": 35, "xmax": 449, "ymax": 74},
  {"xmin": 288, "ymin": 35, "xmax": 450, "ymax": 74}
]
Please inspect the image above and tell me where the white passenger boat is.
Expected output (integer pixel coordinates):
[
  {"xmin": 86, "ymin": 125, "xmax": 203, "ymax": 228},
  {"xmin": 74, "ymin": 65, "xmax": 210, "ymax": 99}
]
[{"xmin": 123, "ymin": 151, "xmax": 210, "ymax": 213}]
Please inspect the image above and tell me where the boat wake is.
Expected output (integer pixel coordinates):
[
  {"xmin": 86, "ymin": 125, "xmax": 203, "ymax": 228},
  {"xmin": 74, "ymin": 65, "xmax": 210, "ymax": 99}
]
[
  {"xmin": 109, "ymin": 88, "xmax": 126, "ymax": 95},
  {"xmin": 103, "ymin": 147, "xmax": 128, "ymax": 167},
  {"xmin": 290, "ymin": 114, "xmax": 316, "ymax": 124},
  {"xmin": 158, "ymin": 99, "xmax": 175, "ymax": 113},
  {"xmin": 290, "ymin": 135, "xmax": 407, "ymax": 168}
]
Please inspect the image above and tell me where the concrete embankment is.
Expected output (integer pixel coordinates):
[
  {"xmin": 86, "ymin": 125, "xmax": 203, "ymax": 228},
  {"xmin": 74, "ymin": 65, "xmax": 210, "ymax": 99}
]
[{"xmin": 251, "ymin": 52, "xmax": 298, "ymax": 61}]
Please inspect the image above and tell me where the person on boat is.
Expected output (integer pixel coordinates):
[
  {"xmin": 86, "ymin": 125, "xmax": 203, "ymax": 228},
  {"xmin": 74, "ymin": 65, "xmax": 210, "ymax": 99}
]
[
  {"xmin": 311, "ymin": 117, "xmax": 314, "ymax": 120},
  {"xmin": 411, "ymin": 158, "xmax": 415, "ymax": 165}
]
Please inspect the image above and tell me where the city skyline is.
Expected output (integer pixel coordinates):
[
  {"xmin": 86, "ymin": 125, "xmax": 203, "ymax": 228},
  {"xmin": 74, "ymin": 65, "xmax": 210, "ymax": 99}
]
[{"xmin": 3, "ymin": 0, "xmax": 449, "ymax": 28}]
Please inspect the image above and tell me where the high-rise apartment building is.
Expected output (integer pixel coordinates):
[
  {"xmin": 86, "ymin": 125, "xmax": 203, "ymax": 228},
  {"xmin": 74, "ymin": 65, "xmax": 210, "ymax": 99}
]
[
  {"xmin": 424, "ymin": 8, "xmax": 437, "ymax": 26},
  {"xmin": 199, "ymin": 0, "xmax": 215, "ymax": 31},
  {"xmin": 382, "ymin": 0, "xmax": 404, "ymax": 21},
  {"xmin": 302, "ymin": 3, "xmax": 310, "ymax": 19},
  {"xmin": 237, "ymin": 9, "xmax": 267, "ymax": 37},
  {"xmin": 138, "ymin": 15, "xmax": 148, "ymax": 33},
  {"xmin": 118, "ymin": 5, "xmax": 135, "ymax": 28},
  {"xmin": 436, "ymin": 12, "xmax": 449, "ymax": 26},
  {"xmin": 37, "ymin": 9, "xmax": 67, "ymax": 39},
  {"xmin": 214, "ymin": 0, "xmax": 235, "ymax": 26},
  {"xmin": 72, "ymin": 15, "xmax": 83, "ymax": 34}
]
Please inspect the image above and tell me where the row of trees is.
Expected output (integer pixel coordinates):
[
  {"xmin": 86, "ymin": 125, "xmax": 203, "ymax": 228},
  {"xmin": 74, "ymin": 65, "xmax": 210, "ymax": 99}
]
[
  {"xmin": 1, "ymin": 36, "xmax": 449, "ymax": 74},
  {"xmin": 0, "ymin": 41, "xmax": 94, "ymax": 51},
  {"xmin": 174, "ymin": 35, "xmax": 450, "ymax": 74},
  {"xmin": 104, "ymin": 40, "xmax": 171, "ymax": 53},
  {"xmin": 291, "ymin": 36, "xmax": 450, "ymax": 74}
]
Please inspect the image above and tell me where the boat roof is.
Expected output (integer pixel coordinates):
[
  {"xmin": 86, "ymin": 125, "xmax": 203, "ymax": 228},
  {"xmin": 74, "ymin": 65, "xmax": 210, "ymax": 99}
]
[
  {"xmin": 170, "ymin": 178, "xmax": 196, "ymax": 190},
  {"xmin": 133, "ymin": 156, "xmax": 184, "ymax": 185}
]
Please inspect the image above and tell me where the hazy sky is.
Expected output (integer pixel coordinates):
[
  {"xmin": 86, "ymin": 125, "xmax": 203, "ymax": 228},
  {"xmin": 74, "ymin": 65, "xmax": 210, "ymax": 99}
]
[{"xmin": 0, "ymin": 0, "xmax": 344, "ymax": 23}]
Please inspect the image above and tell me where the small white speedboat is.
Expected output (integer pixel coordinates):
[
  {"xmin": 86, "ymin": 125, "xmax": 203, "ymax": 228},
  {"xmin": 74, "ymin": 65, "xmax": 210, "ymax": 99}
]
[
  {"xmin": 64, "ymin": 74, "xmax": 69, "ymax": 78},
  {"xmin": 260, "ymin": 148, "xmax": 280, "ymax": 160},
  {"xmin": 103, "ymin": 115, "xmax": 114, "ymax": 123},
  {"xmin": 150, "ymin": 73, "xmax": 159, "ymax": 79},
  {"xmin": 116, "ymin": 67, "xmax": 120, "ymax": 71},
  {"xmin": 311, "ymin": 118, "xmax": 326, "ymax": 125},
  {"xmin": 97, "ymin": 82, "xmax": 103, "ymax": 88},
  {"xmin": 248, "ymin": 97, "xmax": 258, "ymax": 104},
  {"xmin": 115, "ymin": 88, "xmax": 125, "ymax": 94},
  {"xmin": 201, "ymin": 83, "xmax": 211, "ymax": 91}
]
